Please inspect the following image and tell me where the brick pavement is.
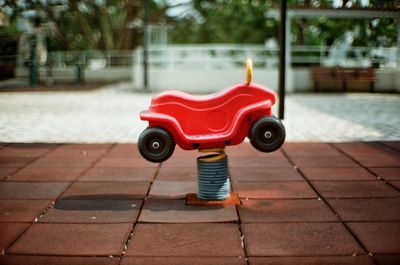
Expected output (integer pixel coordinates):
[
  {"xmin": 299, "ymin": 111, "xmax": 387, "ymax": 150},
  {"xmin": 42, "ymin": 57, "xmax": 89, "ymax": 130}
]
[
  {"xmin": 0, "ymin": 86, "xmax": 399, "ymax": 143},
  {"xmin": 0, "ymin": 142, "xmax": 399, "ymax": 265}
]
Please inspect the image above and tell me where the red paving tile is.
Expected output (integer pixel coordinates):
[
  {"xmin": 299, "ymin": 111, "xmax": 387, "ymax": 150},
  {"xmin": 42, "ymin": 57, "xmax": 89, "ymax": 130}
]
[
  {"xmin": 348, "ymin": 222, "xmax": 400, "ymax": 254},
  {"xmin": 374, "ymin": 255, "xmax": 400, "ymax": 265},
  {"xmin": 39, "ymin": 199, "xmax": 142, "ymax": 223},
  {"xmin": 239, "ymin": 199, "xmax": 337, "ymax": 223},
  {"xmin": 46, "ymin": 144, "xmax": 111, "ymax": 157},
  {"xmin": 0, "ymin": 182, "xmax": 70, "ymax": 199},
  {"xmin": 301, "ymin": 167, "xmax": 376, "ymax": 181},
  {"xmin": 242, "ymin": 223, "xmax": 364, "ymax": 256},
  {"xmin": 79, "ymin": 167, "xmax": 156, "ymax": 182},
  {"xmin": 126, "ymin": 223, "xmax": 244, "ymax": 257},
  {"xmin": 225, "ymin": 144, "xmax": 285, "ymax": 157},
  {"xmin": 30, "ymin": 156, "xmax": 98, "ymax": 168},
  {"xmin": 382, "ymin": 141, "xmax": 400, "ymax": 152},
  {"xmin": 229, "ymin": 156, "xmax": 292, "ymax": 168},
  {"xmin": 0, "ymin": 223, "xmax": 30, "ymax": 254},
  {"xmin": 8, "ymin": 223, "xmax": 132, "ymax": 256},
  {"xmin": 290, "ymin": 156, "xmax": 359, "ymax": 168},
  {"xmin": 0, "ymin": 200, "xmax": 52, "ymax": 222},
  {"xmin": 327, "ymin": 198, "xmax": 400, "ymax": 221},
  {"xmin": 389, "ymin": 181, "xmax": 400, "ymax": 190},
  {"xmin": 94, "ymin": 157, "xmax": 158, "ymax": 168},
  {"xmin": 283, "ymin": 142, "xmax": 343, "ymax": 157},
  {"xmin": 161, "ymin": 157, "xmax": 197, "ymax": 168},
  {"xmin": 334, "ymin": 143, "xmax": 400, "ymax": 167},
  {"xmin": 369, "ymin": 168, "xmax": 400, "ymax": 180},
  {"xmin": 8, "ymin": 166, "xmax": 85, "ymax": 182},
  {"xmin": 230, "ymin": 167, "xmax": 303, "ymax": 182},
  {"xmin": 312, "ymin": 181, "xmax": 399, "ymax": 198},
  {"xmin": 139, "ymin": 199, "xmax": 238, "ymax": 223},
  {"xmin": 0, "ymin": 145, "xmax": 54, "ymax": 158},
  {"xmin": 61, "ymin": 181, "xmax": 150, "ymax": 200},
  {"xmin": 248, "ymin": 256, "xmax": 375, "ymax": 265},
  {"xmin": 234, "ymin": 181, "xmax": 317, "ymax": 199},
  {"xmin": 149, "ymin": 180, "xmax": 197, "ymax": 199},
  {"xmin": 0, "ymin": 168, "xmax": 19, "ymax": 179},
  {"xmin": 0, "ymin": 157, "xmax": 35, "ymax": 168},
  {"xmin": 156, "ymin": 167, "xmax": 197, "ymax": 181},
  {"xmin": 0, "ymin": 256, "xmax": 119, "ymax": 265},
  {"xmin": 106, "ymin": 144, "xmax": 139, "ymax": 157},
  {"xmin": 121, "ymin": 257, "xmax": 246, "ymax": 265}
]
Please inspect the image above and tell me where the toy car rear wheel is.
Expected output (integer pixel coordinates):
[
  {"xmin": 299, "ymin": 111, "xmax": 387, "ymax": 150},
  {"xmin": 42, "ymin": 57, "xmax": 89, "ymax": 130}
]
[
  {"xmin": 249, "ymin": 116, "xmax": 285, "ymax": 152},
  {"xmin": 138, "ymin": 127, "xmax": 175, "ymax": 163}
]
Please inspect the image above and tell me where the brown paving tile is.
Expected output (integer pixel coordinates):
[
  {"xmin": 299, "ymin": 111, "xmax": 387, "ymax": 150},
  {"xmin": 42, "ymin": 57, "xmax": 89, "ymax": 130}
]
[
  {"xmin": 126, "ymin": 223, "xmax": 243, "ymax": 256},
  {"xmin": 242, "ymin": 223, "xmax": 363, "ymax": 256},
  {"xmin": 327, "ymin": 198, "xmax": 400, "ymax": 221},
  {"xmin": 374, "ymin": 255, "xmax": 400, "ymax": 265},
  {"xmin": 161, "ymin": 157, "xmax": 197, "ymax": 168},
  {"xmin": 138, "ymin": 199, "xmax": 238, "ymax": 223},
  {"xmin": 79, "ymin": 167, "xmax": 156, "ymax": 182},
  {"xmin": 290, "ymin": 156, "xmax": 359, "ymax": 168},
  {"xmin": 230, "ymin": 167, "xmax": 303, "ymax": 182},
  {"xmin": 226, "ymin": 144, "xmax": 285, "ymax": 157},
  {"xmin": 333, "ymin": 143, "xmax": 400, "ymax": 167},
  {"xmin": 106, "ymin": 144, "xmax": 139, "ymax": 157},
  {"xmin": 8, "ymin": 223, "xmax": 132, "ymax": 256},
  {"xmin": 0, "ymin": 168, "xmax": 19, "ymax": 179},
  {"xmin": 0, "ymin": 157, "xmax": 35, "ymax": 168},
  {"xmin": 121, "ymin": 257, "xmax": 246, "ymax": 265},
  {"xmin": 39, "ymin": 199, "xmax": 142, "ymax": 223},
  {"xmin": 234, "ymin": 181, "xmax": 317, "ymax": 199},
  {"xmin": 0, "ymin": 256, "xmax": 119, "ymax": 265},
  {"xmin": 149, "ymin": 180, "xmax": 197, "ymax": 199},
  {"xmin": 301, "ymin": 167, "xmax": 376, "ymax": 181},
  {"xmin": 46, "ymin": 144, "xmax": 111, "ymax": 157},
  {"xmin": 0, "ymin": 182, "xmax": 70, "ymax": 199},
  {"xmin": 239, "ymin": 199, "xmax": 337, "ymax": 223},
  {"xmin": 62, "ymin": 181, "xmax": 150, "ymax": 199},
  {"xmin": 334, "ymin": 142, "xmax": 393, "ymax": 156},
  {"xmin": 0, "ymin": 200, "xmax": 52, "ymax": 222},
  {"xmin": 0, "ymin": 145, "xmax": 54, "ymax": 158},
  {"xmin": 156, "ymin": 167, "xmax": 197, "ymax": 181},
  {"xmin": 8, "ymin": 166, "xmax": 85, "ymax": 182},
  {"xmin": 382, "ymin": 141, "xmax": 400, "ymax": 152},
  {"xmin": 229, "ymin": 156, "xmax": 292, "ymax": 168},
  {"xmin": 95, "ymin": 157, "xmax": 158, "ymax": 168},
  {"xmin": 0, "ymin": 223, "xmax": 30, "ymax": 254},
  {"xmin": 57, "ymin": 144, "xmax": 113, "ymax": 150},
  {"xmin": 30, "ymin": 156, "xmax": 98, "ymax": 168},
  {"xmin": 369, "ymin": 168, "xmax": 400, "ymax": 180},
  {"xmin": 348, "ymin": 222, "xmax": 400, "ymax": 254},
  {"xmin": 389, "ymin": 181, "xmax": 400, "ymax": 190},
  {"xmin": 283, "ymin": 142, "xmax": 343, "ymax": 157},
  {"xmin": 312, "ymin": 181, "xmax": 399, "ymax": 199},
  {"xmin": 248, "ymin": 256, "xmax": 375, "ymax": 265}
]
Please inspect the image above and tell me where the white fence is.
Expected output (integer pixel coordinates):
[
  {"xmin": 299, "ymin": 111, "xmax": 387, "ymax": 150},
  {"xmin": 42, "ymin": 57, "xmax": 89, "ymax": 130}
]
[{"xmin": 132, "ymin": 44, "xmax": 399, "ymax": 92}]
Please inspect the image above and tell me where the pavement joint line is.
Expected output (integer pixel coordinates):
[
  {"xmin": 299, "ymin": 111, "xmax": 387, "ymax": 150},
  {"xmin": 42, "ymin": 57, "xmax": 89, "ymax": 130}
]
[
  {"xmin": 234, "ymin": 198, "xmax": 249, "ymax": 265},
  {"xmin": 380, "ymin": 141, "xmax": 400, "ymax": 153},
  {"xmin": 3, "ymin": 144, "xmax": 117, "ymax": 255},
  {"xmin": 280, "ymin": 147, "xmax": 371, "ymax": 256},
  {"xmin": 328, "ymin": 143, "xmax": 400, "ymax": 193},
  {"xmin": 117, "ymin": 160, "xmax": 161, "ymax": 265},
  {"xmin": 1, "ymin": 144, "xmax": 60, "ymax": 253}
]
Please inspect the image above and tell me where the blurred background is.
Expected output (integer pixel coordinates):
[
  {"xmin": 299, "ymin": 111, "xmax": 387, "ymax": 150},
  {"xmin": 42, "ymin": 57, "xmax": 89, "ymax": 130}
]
[
  {"xmin": 0, "ymin": 0, "xmax": 399, "ymax": 143},
  {"xmin": 0, "ymin": 0, "xmax": 399, "ymax": 92}
]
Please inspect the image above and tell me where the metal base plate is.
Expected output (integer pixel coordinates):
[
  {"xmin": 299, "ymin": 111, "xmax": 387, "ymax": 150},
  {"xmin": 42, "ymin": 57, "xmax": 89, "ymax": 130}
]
[{"xmin": 186, "ymin": 192, "xmax": 241, "ymax": 206}]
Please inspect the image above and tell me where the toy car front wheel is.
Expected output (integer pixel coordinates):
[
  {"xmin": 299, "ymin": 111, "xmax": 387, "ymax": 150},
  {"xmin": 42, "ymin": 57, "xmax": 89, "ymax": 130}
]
[
  {"xmin": 249, "ymin": 116, "xmax": 286, "ymax": 152},
  {"xmin": 138, "ymin": 127, "xmax": 175, "ymax": 163}
]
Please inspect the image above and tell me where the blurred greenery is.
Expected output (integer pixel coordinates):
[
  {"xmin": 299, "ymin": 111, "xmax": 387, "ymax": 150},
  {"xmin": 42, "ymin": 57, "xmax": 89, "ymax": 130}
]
[{"xmin": 0, "ymin": 0, "xmax": 398, "ymax": 51}]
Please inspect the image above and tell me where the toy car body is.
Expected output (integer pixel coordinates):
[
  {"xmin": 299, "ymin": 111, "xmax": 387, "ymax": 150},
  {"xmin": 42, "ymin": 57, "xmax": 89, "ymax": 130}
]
[{"xmin": 139, "ymin": 83, "xmax": 286, "ymax": 162}]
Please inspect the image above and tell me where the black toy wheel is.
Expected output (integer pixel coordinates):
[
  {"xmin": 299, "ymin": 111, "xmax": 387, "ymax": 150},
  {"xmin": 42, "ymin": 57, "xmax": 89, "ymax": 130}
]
[
  {"xmin": 249, "ymin": 116, "xmax": 286, "ymax": 152},
  {"xmin": 138, "ymin": 127, "xmax": 175, "ymax": 163}
]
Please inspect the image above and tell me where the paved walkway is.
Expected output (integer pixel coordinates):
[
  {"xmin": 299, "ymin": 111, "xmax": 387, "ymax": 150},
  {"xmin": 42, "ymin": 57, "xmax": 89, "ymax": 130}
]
[
  {"xmin": 0, "ymin": 142, "xmax": 399, "ymax": 264},
  {"xmin": 0, "ymin": 83, "xmax": 399, "ymax": 143}
]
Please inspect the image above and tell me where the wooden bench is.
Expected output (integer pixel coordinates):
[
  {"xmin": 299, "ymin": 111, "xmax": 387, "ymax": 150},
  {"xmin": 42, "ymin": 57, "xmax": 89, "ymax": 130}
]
[{"xmin": 311, "ymin": 67, "xmax": 376, "ymax": 92}]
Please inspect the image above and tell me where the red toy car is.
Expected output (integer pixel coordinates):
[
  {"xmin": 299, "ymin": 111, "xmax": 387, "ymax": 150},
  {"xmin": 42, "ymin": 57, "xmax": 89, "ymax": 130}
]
[{"xmin": 138, "ymin": 59, "xmax": 285, "ymax": 162}]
